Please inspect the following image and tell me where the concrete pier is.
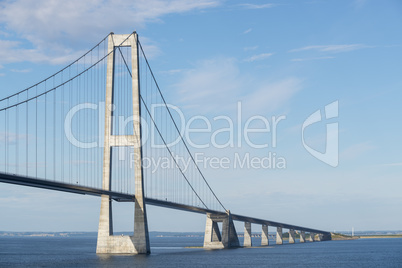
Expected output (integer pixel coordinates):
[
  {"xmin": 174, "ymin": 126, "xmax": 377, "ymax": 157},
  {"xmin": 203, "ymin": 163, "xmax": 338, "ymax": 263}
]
[
  {"xmin": 309, "ymin": 233, "xmax": 315, "ymax": 242},
  {"xmin": 261, "ymin": 225, "xmax": 269, "ymax": 246},
  {"xmin": 289, "ymin": 229, "xmax": 295, "ymax": 244},
  {"xmin": 204, "ymin": 215, "xmax": 223, "ymax": 248},
  {"xmin": 204, "ymin": 211, "xmax": 239, "ymax": 249},
  {"xmin": 322, "ymin": 233, "xmax": 332, "ymax": 241},
  {"xmin": 96, "ymin": 195, "xmax": 138, "ymax": 253},
  {"xmin": 276, "ymin": 227, "xmax": 283, "ymax": 245},
  {"xmin": 300, "ymin": 231, "xmax": 306, "ymax": 243},
  {"xmin": 212, "ymin": 221, "xmax": 222, "ymax": 242},
  {"xmin": 317, "ymin": 234, "xmax": 323, "ymax": 241},
  {"xmin": 243, "ymin": 222, "xmax": 252, "ymax": 247}
]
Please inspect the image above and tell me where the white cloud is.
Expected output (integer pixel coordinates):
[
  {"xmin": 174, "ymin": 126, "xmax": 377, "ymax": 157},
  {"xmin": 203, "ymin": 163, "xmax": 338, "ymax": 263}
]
[
  {"xmin": 340, "ymin": 142, "xmax": 375, "ymax": 161},
  {"xmin": 241, "ymin": 78, "xmax": 301, "ymax": 115},
  {"xmin": 137, "ymin": 36, "xmax": 161, "ymax": 59},
  {"xmin": 244, "ymin": 46, "xmax": 258, "ymax": 51},
  {"xmin": 354, "ymin": 0, "xmax": 367, "ymax": 8},
  {"xmin": 244, "ymin": 53, "xmax": 273, "ymax": 62},
  {"xmin": 174, "ymin": 58, "xmax": 241, "ymax": 111},
  {"xmin": 10, "ymin": 69, "xmax": 32, "ymax": 73},
  {"xmin": 159, "ymin": 69, "xmax": 186, "ymax": 75},
  {"xmin": 238, "ymin": 3, "xmax": 276, "ymax": 9},
  {"xmin": 291, "ymin": 56, "xmax": 335, "ymax": 62},
  {"xmin": 290, "ymin": 44, "xmax": 370, "ymax": 53},
  {"xmin": 0, "ymin": 0, "xmax": 220, "ymax": 64},
  {"xmin": 0, "ymin": 132, "xmax": 28, "ymax": 143},
  {"xmin": 0, "ymin": 73, "xmax": 5, "ymax": 77},
  {"xmin": 0, "ymin": 39, "xmax": 86, "ymax": 65},
  {"xmin": 381, "ymin": 162, "xmax": 402, "ymax": 167},
  {"xmin": 172, "ymin": 57, "xmax": 301, "ymax": 116},
  {"xmin": 243, "ymin": 28, "xmax": 252, "ymax": 34}
]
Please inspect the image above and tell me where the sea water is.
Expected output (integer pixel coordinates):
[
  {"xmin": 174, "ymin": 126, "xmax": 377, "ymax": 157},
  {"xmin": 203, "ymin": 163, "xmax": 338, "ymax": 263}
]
[{"xmin": 0, "ymin": 234, "xmax": 401, "ymax": 267}]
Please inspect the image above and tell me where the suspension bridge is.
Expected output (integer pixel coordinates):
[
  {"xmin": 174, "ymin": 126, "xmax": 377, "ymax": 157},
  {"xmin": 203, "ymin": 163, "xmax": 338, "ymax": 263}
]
[{"xmin": 0, "ymin": 32, "xmax": 331, "ymax": 254}]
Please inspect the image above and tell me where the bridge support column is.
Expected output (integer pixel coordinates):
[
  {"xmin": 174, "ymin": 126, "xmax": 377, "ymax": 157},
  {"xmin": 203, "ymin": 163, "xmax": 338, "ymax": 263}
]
[
  {"xmin": 211, "ymin": 221, "xmax": 222, "ymax": 242},
  {"xmin": 228, "ymin": 213, "xmax": 240, "ymax": 248},
  {"xmin": 309, "ymin": 233, "xmax": 315, "ymax": 242},
  {"xmin": 276, "ymin": 227, "xmax": 283, "ymax": 245},
  {"xmin": 317, "ymin": 234, "xmax": 323, "ymax": 241},
  {"xmin": 261, "ymin": 225, "xmax": 269, "ymax": 246},
  {"xmin": 96, "ymin": 32, "xmax": 150, "ymax": 254},
  {"xmin": 243, "ymin": 222, "xmax": 252, "ymax": 247},
  {"xmin": 321, "ymin": 233, "xmax": 332, "ymax": 241},
  {"xmin": 300, "ymin": 231, "xmax": 306, "ymax": 243},
  {"xmin": 289, "ymin": 229, "xmax": 295, "ymax": 244},
  {"xmin": 204, "ymin": 211, "xmax": 239, "ymax": 249}
]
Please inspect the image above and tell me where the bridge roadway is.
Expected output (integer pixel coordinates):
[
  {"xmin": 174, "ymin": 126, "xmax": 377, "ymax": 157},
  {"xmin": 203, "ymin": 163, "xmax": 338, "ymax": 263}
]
[{"xmin": 0, "ymin": 172, "xmax": 330, "ymax": 235}]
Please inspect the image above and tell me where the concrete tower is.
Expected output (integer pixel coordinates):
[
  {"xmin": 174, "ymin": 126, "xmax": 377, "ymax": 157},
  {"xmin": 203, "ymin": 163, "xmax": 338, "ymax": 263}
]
[{"xmin": 96, "ymin": 32, "xmax": 150, "ymax": 254}]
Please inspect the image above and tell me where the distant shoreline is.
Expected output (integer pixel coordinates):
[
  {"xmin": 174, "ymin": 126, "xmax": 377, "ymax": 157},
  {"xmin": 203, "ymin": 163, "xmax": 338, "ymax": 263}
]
[
  {"xmin": 1, "ymin": 231, "xmax": 402, "ymax": 240},
  {"xmin": 359, "ymin": 235, "xmax": 402, "ymax": 239},
  {"xmin": 330, "ymin": 233, "xmax": 402, "ymax": 240}
]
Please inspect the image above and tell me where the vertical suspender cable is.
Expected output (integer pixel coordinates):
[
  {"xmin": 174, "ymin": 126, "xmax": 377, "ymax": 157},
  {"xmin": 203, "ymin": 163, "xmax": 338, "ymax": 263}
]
[
  {"xmin": 53, "ymin": 78, "xmax": 56, "ymax": 181},
  {"xmin": 61, "ymin": 71, "xmax": 64, "ymax": 182},
  {"xmin": 5, "ymin": 99, "xmax": 8, "ymax": 173},
  {"xmin": 16, "ymin": 95, "xmax": 19, "ymax": 175},
  {"xmin": 35, "ymin": 86, "xmax": 38, "ymax": 178},
  {"xmin": 26, "ymin": 91, "xmax": 28, "ymax": 176},
  {"xmin": 45, "ymin": 88, "xmax": 47, "ymax": 179}
]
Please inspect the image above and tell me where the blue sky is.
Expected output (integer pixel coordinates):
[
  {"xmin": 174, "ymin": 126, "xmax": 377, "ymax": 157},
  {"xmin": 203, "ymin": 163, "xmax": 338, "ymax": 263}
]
[{"xmin": 0, "ymin": 0, "xmax": 401, "ymax": 233}]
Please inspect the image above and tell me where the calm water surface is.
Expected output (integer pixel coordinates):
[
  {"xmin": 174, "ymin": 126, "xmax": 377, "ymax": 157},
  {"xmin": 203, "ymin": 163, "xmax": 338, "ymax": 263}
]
[{"xmin": 0, "ymin": 235, "xmax": 401, "ymax": 267}]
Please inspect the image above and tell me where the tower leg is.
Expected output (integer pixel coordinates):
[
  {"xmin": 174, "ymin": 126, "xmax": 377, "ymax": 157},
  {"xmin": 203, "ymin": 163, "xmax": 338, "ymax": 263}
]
[
  {"xmin": 96, "ymin": 196, "xmax": 137, "ymax": 253},
  {"xmin": 228, "ymin": 214, "xmax": 240, "ymax": 247}
]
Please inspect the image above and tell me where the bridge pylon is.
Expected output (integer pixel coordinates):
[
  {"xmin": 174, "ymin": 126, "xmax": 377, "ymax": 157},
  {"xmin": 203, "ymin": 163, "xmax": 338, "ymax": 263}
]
[{"xmin": 96, "ymin": 32, "xmax": 150, "ymax": 254}]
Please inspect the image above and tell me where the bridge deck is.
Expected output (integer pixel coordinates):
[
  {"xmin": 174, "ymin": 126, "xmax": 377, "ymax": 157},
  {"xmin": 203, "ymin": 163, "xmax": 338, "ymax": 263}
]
[
  {"xmin": 144, "ymin": 197, "xmax": 329, "ymax": 234},
  {"xmin": 0, "ymin": 172, "xmax": 134, "ymax": 202},
  {"xmin": 0, "ymin": 172, "xmax": 329, "ymax": 235}
]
